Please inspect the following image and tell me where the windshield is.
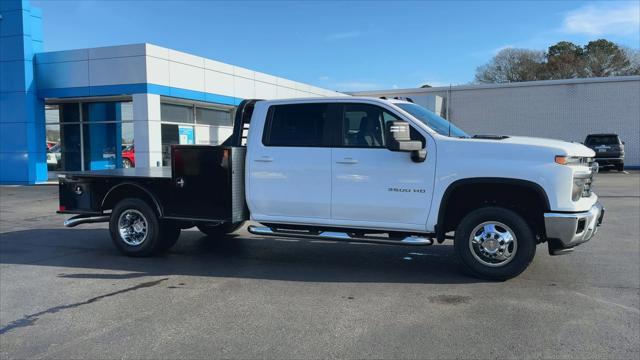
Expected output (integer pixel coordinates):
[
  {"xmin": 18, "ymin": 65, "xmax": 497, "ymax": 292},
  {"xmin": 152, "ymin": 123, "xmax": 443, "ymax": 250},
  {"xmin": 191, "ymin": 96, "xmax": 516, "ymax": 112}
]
[{"xmin": 395, "ymin": 103, "xmax": 469, "ymax": 138}]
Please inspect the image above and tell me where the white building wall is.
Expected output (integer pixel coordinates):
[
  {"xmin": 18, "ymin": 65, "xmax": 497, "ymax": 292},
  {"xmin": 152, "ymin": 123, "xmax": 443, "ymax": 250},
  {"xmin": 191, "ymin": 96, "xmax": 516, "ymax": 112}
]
[
  {"xmin": 36, "ymin": 43, "xmax": 345, "ymax": 100},
  {"xmin": 352, "ymin": 77, "xmax": 640, "ymax": 167},
  {"xmin": 132, "ymin": 94, "xmax": 163, "ymax": 168},
  {"xmin": 36, "ymin": 43, "xmax": 345, "ymax": 168}
]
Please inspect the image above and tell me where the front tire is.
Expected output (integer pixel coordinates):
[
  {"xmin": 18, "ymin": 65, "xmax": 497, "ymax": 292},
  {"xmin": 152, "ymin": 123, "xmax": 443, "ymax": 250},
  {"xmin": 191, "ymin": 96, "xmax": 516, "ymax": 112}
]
[
  {"xmin": 616, "ymin": 162, "xmax": 624, "ymax": 172},
  {"xmin": 454, "ymin": 207, "xmax": 536, "ymax": 281}
]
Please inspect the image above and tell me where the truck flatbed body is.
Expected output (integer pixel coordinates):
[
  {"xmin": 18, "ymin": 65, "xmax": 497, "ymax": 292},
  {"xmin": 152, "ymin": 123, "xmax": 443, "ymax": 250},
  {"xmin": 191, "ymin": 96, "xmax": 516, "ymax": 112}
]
[
  {"xmin": 62, "ymin": 167, "xmax": 172, "ymax": 179},
  {"xmin": 59, "ymin": 146, "xmax": 247, "ymax": 223}
]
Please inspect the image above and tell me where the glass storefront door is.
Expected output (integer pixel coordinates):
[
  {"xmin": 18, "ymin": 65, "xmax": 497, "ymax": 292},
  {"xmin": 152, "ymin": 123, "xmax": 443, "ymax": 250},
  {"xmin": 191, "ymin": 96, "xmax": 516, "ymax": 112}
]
[
  {"xmin": 60, "ymin": 123, "xmax": 82, "ymax": 171},
  {"xmin": 82, "ymin": 102, "xmax": 124, "ymax": 170},
  {"xmin": 59, "ymin": 103, "xmax": 82, "ymax": 172},
  {"xmin": 82, "ymin": 122, "xmax": 121, "ymax": 170},
  {"xmin": 45, "ymin": 100, "xmax": 133, "ymax": 174}
]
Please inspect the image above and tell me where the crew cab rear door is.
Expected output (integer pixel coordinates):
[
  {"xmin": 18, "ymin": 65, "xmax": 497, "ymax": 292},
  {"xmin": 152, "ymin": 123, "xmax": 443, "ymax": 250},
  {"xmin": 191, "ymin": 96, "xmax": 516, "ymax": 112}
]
[{"xmin": 246, "ymin": 102, "xmax": 336, "ymax": 222}]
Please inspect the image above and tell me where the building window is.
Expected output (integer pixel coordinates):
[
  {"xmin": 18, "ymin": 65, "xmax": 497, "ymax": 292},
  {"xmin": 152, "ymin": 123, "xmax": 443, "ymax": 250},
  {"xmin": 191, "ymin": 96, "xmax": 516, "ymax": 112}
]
[
  {"xmin": 160, "ymin": 101, "xmax": 234, "ymax": 164},
  {"xmin": 161, "ymin": 103, "xmax": 194, "ymax": 123},
  {"xmin": 196, "ymin": 107, "xmax": 232, "ymax": 127},
  {"xmin": 160, "ymin": 124, "xmax": 195, "ymax": 166},
  {"xmin": 44, "ymin": 100, "xmax": 133, "ymax": 174}
]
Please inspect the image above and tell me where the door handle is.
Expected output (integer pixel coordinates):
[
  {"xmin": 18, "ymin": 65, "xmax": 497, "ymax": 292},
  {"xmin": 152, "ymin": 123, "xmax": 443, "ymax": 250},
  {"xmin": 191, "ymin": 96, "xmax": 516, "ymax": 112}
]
[
  {"xmin": 254, "ymin": 156, "xmax": 273, "ymax": 162},
  {"xmin": 336, "ymin": 157, "xmax": 358, "ymax": 164}
]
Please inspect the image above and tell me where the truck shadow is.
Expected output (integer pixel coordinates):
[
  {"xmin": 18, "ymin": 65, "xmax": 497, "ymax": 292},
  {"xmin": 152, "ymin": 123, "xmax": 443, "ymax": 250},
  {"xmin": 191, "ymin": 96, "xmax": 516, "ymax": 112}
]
[{"xmin": 0, "ymin": 228, "xmax": 483, "ymax": 284}]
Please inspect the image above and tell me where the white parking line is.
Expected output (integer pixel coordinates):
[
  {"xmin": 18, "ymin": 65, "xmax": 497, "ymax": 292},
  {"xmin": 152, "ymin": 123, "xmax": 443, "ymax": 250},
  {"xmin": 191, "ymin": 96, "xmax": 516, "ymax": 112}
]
[{"xmin": 573, "ymin": 291, "xmax": 640, "ymax": 314}]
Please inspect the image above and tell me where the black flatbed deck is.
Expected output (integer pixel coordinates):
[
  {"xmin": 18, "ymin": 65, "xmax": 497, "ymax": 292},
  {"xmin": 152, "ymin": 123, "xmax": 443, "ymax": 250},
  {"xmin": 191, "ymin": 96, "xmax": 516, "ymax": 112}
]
[{"xmin": 63, "ymin": 167, "xmax": 172, "ymax": 179}]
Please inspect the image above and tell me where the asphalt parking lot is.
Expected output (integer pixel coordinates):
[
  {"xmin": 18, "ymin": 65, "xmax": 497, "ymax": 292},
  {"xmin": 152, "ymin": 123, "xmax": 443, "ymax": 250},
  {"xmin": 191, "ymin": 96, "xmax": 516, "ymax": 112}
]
[{"xmin": 1, "ymin": 171, "xmax": 638, "ymax": 359}]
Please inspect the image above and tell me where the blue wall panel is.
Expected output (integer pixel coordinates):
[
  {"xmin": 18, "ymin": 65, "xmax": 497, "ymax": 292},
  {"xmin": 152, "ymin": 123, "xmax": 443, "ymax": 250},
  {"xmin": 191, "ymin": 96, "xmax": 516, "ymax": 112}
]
[
  {"xmin": 0, "ymin": 0, "xmax": 46, "ymax": 184},
  {"xmin": 40, "ymin": 83, "xmax": 242, "ymax": 107},
  {"xmin": 1, "ymin": 92, "xmax": 33, "ymax": 123},
  {"xmin": 0, "ymin": 60, "xmax": 33, "ymax": 91},
  {"xmin": 0, "ymin": 35, "xmax": 30, "ymax": 61}
]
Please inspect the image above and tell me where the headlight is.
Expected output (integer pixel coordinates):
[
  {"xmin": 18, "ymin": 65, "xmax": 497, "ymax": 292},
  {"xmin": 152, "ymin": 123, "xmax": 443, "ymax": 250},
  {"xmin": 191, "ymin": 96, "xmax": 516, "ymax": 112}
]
[
  {"xmin": 572, "ymin": 172, "xmax": 593, "ymax": 201},
  {"xmin": 555, "ymin": 156, "xmax": 591, "ymax": 165},
  {"xmin": 572, "ymin": 177, "xmax": 587, "ymax": 201}
]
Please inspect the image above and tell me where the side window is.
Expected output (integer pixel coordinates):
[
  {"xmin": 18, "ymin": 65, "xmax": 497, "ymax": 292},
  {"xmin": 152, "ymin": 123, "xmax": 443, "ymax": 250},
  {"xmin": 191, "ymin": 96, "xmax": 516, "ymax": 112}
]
[
  {"xmin": 341, "ymin": 103, "xmax": 426, "ymax": 148},
  {"xmin": 383, "ymin": 107, "xmax": 425, "ymax": 147},
  {"xmin": 342, "ymin": 104, "xmax": 393, "ymax": 148},
  {"xmin": 263, "ymin": 103, "xmax": 330, "ymax": 147}
]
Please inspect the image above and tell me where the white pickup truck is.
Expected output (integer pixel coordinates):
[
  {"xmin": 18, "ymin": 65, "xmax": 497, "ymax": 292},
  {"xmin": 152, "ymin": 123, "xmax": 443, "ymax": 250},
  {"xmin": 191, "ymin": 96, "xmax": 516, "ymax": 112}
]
[{"xmin": 58, "ymin": 97, "xmax": 604, "ymax": 280}]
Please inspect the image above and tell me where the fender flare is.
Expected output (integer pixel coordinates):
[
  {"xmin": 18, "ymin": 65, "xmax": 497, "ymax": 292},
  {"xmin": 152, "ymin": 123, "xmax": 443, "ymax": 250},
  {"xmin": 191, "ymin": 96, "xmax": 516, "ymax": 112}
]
[
  {"xmin": 435, "ymin": 177, "xmax": 550, "ymax": 241},
  {"xmin": 101, "ymin": 182, "xmax": 164, "ymax": 217}
]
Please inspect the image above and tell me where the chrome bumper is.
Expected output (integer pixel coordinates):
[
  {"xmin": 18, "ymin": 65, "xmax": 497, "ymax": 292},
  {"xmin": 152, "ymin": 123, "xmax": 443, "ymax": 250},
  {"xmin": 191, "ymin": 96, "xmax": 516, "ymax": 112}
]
[{"xmin": 544, "ymin": 202, "xmax": 604, "ymax": 248}]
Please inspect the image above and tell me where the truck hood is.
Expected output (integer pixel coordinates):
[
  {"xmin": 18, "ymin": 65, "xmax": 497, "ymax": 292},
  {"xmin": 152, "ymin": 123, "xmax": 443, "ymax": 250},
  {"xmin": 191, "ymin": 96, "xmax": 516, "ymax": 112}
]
[{"xmin": 493, "ymin": 136, "xmax": 595, "ymax": 157}]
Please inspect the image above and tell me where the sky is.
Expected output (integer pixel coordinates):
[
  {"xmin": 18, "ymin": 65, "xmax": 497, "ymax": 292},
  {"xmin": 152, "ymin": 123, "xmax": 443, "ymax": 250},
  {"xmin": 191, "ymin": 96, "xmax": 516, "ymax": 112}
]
[{"xmin": 31, "ymin": 0, "xmax": 640, "ymax": 92}]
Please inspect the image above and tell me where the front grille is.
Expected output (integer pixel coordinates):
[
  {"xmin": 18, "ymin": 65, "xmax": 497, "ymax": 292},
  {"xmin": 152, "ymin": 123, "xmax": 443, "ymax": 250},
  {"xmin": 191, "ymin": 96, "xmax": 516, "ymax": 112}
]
[{"xmin": 582, "ymin": 177, "xmax": 593, "ymax": 197}]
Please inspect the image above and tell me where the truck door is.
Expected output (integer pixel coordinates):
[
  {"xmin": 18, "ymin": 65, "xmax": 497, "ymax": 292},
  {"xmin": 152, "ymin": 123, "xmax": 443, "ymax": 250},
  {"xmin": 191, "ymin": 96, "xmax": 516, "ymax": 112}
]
[
  {"xmin": 247, "ymin": 103, "xmax": 334, "ymax": 222},
  {"xmin": 331, "ymin": 103, "xmax": 435, "ymax": 231}
]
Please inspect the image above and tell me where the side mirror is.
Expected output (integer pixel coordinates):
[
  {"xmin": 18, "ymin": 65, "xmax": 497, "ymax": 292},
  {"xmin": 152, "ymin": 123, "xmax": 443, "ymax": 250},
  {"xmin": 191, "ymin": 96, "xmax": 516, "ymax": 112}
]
[{"xmin": 386, "ymin": 121, "xmax": 426, "ymax": 162}]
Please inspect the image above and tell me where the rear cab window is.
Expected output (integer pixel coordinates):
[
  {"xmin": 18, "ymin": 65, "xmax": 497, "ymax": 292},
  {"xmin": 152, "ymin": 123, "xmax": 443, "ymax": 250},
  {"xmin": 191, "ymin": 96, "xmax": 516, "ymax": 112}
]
[{"xmin": 263, "ymin": 103, "xmax": 331, "ymax": 147}]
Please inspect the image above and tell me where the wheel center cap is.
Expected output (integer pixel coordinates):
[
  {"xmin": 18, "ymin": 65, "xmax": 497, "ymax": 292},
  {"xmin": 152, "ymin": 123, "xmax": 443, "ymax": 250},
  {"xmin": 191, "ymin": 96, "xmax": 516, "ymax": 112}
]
[
  {"xmin": 483, "ymin": 238, "xmax": 499, "ymax": 252},
  {"xmin": 132, "ymin": 221, "xmax": 144, "ymax": 233}
]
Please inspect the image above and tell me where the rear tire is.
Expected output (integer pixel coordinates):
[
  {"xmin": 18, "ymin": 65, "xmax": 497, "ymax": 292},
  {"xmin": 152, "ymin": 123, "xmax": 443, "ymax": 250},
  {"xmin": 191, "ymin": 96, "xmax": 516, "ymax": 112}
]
[
  {"xmin": 156, "ymin": 222, "xmax": 181, "ymax": 253},
  {"xmin": 110, "ymin": 198, "xmax": 162, "ymax": 257},
  {"xmin": 197, "ymin": 222, "xmax": 243, "ymax": 239},
  {"xmin": 454, "ymin": 206, "xmax": 536, "ymax": 281}
]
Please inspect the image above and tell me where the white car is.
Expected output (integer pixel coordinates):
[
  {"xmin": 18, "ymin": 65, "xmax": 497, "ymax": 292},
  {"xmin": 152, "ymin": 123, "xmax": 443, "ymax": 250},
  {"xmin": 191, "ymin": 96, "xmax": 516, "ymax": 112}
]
[{"xmin": 59, "ymin": 97, "xmax": 604, "ymax": 280}]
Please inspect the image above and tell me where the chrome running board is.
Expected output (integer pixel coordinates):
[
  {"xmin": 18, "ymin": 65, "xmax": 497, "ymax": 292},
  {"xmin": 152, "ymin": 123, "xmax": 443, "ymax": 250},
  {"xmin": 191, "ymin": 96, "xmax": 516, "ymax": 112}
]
[{"xmin": 247, "ymin": 226, "xmax": 433, "ymax": 246}]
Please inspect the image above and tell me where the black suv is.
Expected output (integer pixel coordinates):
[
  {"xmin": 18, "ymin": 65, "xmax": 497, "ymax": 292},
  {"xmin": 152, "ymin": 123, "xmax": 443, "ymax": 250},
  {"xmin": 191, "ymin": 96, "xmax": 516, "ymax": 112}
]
[{"xmin": 584, "ymin": 134, "xmax": 625, "ymax": 171}]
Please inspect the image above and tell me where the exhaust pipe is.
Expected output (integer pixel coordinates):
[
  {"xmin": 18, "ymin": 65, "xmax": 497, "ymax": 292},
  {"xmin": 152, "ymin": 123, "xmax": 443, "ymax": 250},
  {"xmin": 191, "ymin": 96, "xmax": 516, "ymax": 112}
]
[{"xmin": 64, "ymin": 215, "xmax": 110, "ymax": 228}]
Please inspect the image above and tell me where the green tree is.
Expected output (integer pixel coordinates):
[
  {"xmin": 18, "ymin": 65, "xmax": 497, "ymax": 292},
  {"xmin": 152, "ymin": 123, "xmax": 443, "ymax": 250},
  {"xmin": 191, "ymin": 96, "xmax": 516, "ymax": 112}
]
[
  {"xmin": 583, "ymin": 39, "xmax": 630, "ymax": 77},
  {"xmin": 545, "ymin": 41, "xmax": 584, "ymax": 79}
]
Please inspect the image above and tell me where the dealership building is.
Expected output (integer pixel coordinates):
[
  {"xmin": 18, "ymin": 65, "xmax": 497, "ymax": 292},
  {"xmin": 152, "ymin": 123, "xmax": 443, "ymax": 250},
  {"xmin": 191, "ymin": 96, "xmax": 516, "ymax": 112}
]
[
  {"xmin": 0, "ymin": 0, "xmax": 343, "ymax": 184},
  {"xmin": 1, "ymin": 0, "xmax": 639, "ymax": 185}
]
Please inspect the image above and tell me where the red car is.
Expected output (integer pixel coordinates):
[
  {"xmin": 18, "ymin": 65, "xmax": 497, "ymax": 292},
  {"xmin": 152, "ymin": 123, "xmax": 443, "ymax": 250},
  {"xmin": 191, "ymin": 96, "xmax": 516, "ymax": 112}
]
[{"xmin": 122, "ymin": 144, "xmax": 135, "ymax": 168}]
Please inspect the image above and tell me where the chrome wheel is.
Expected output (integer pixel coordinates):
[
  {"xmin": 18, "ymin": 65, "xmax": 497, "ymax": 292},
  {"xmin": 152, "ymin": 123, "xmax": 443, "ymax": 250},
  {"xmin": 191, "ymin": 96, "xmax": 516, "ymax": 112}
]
[
  {"xmin": 118, "ymin": 209, "xmax": 148, "ymax": 246},
  {"xmin": 469, "ymin": 221, "xmax": 517, "ymax": 267}
]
